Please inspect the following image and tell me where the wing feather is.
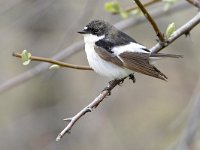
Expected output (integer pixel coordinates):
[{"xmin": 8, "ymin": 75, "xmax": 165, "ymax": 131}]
[
  {"xmin": 94, "ymin": 46, "xmax": 123, "ymax": 67},
  {"xmin": 119, "ymin": 52, "xmax": 167, "ymax": 80}
]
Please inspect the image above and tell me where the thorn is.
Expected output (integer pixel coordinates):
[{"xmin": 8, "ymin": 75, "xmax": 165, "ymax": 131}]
[
  {"xmin": 87, "ymin": 107, "xmax": 92, "ymax": 112},
  {"xmin": 103, "ymin": 86, "xmax": 111, "ymax": 92},
  {"xmin": 185, "ymin": 31, "xmax": 190, "ymax": 37},
  {"xmin": 63, "ymin": 118, "xmax": 72, "ymax": 122},
  {"xmin": 107, "ymin": 91, "xmax": 111, "ymax": 96},
  {"xmin": 56, "ymin": 136, "xmax": 61, "ymax": 141},
  {"xmin": 118, "ymin": 80, "xmax": 124, "ymax": 86}
]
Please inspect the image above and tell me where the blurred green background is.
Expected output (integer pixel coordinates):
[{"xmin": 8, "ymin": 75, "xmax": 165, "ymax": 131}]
[{"xmin": 0, "ymin": 0, "xmax": 200, "ymax": 150}]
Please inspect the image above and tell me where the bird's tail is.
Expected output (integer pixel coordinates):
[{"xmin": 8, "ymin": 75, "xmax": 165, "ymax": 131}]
[{"xmin": 150, "ymin": 53, "xmax": 183, "ymax": 58}]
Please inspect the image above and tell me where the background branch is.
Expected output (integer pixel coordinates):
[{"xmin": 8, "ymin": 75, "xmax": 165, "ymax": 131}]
[
  {"xmin": 175, "ymin": 75, "xmax": 200, "ymax": 150},
  {"xmin": 186, "ymin": 0, "xmax": 200, "ymax": 8},
  {"xmin": 113, "ymin": 0, "xmax": 161, "ymax": 14}
]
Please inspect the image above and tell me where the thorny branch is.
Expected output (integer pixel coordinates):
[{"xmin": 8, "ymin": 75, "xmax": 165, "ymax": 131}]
[
  {"xmin": 56, "ymin": 11, "xmax": 200, "ymax": 141},
  {"xmin": 56, "ymin": 78, "xmax": 126, "ymax": 141},
  {"xmin": 134, "ymin": 0, "xmax": 165, "ymax": 42}
]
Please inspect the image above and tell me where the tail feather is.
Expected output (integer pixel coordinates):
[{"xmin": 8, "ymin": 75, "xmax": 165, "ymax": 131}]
[{"xmin": 150, "ymin": 53, "xmax": 183, "ymax": 58}]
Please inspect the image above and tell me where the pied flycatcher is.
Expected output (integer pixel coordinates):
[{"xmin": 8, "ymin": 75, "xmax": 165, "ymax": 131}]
[{"xmin": 78, "ymin": 20, "xmax": 181, "ymax": 81}]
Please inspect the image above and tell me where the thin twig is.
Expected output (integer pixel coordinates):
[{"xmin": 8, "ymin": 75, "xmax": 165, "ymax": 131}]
[
  {"xmin": 12, "ymin": 52, "xmax": 92, "ymax": 70},
  {"xmin": 134, "ymin": 0, "xmax": 165, "ymax": 42},
  {"xmin": 56, "ymin": 11, "xmax": 200, "ymax": 141},
  {"xmin": 186, "ymin": 0, "xmax": 200, "ymax": 9},
  {"xmin": 151, "ymin": 12, "xmax": 200, "ymax": 53},
  {"xmin": 126, "ymin": 0, "xmax": 161, "ymax": 14}
]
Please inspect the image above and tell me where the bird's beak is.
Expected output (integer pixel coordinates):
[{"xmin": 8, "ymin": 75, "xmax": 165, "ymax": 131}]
[{"xmin": 78, "ymin": 30, "xmax": 87, "ymax": 34}]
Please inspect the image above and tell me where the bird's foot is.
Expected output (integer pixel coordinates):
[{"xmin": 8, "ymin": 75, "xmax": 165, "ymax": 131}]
[{"xmin": 129, "ymin": 74, "xmax": 136, "ymax": 83}]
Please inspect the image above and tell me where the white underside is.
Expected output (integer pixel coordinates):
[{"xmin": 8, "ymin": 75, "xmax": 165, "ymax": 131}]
[
  {"xmin": 85, "ymin": 43, "xmax": 133, "ymax": 79},
  {"xmin": 83, "ymin": 34, "xmax": 149, "ymax": 79}
]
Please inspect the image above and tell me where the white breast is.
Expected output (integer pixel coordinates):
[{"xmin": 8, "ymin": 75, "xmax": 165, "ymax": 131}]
[
  {"xmin": 83, "ymin": 34, "xmax": 133, "ymax": 79},
  {"xmin": 84, "ymin": 43, "xmax": 132, "ymax": 79}
]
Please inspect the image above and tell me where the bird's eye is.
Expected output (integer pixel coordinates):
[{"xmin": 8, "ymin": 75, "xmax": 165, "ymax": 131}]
[{"xmin": 92, "ymin": 28, "xmax": 98, "ymax": 33}]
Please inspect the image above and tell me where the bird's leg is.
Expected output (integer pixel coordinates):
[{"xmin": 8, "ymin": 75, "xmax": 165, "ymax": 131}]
[
  {"xmin": 117, "ymin": 78, "xmax": 125, "ymax": 86},
  {"xmin": 129, "ymin": 74, "xmax": 136, "ymax": 83}
]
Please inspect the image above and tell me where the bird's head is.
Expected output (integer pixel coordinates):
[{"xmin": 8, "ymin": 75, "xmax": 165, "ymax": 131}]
[{"xmin": 78, "ymin": 20, "xmax": 111, "ymax": 36}]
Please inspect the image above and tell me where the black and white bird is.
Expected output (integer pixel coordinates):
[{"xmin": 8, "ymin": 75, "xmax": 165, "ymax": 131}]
[{"xmin": 78, "ymin": 20, "xmax": 181, "ymax": 81}]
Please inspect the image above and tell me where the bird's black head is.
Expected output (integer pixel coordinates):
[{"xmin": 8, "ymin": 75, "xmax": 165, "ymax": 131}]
[{"xmin": 78, "ymin": 20, "xmax": 111, "ymax": 36}]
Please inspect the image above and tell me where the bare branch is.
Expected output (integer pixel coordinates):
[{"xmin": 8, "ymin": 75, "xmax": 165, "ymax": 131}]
[
  {"xmin": 13, "ymin": 52, "xmax": 92, "ymax": 70},
  {"xmin": 134, "ymin": 0, "xmax": 165, "ymax": 42},
  {"xmin": 56, "ymin": 78, "xmax": 125, "ymax": 141},
  {"xmin": 186, "ymin": 0, "xmax": 200, "ymax": 9},
  {"xmin": 56, "ymin": 11, "xmax": 200, "ymax": 141},
  {"xmin": 151, "ymin": 12, "xmax": 200, "ymax": 53},
  {"xmin": 113, "ymin": 0, "xmax": 162, "ymax": 14},
  {"xmin": 175, "ymin": 76, "xmax": 200, "ymax": 150}
]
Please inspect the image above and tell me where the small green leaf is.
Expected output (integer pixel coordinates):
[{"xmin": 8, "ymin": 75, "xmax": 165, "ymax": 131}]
[
  {"xmin": 166, "ymin": 22, "xmax": 176, "ymax": 38},
  {"xmin": 49, "ymin": 64, "xmax": 60, "ymax": 70},
  {"xmin": 130, "ymin": 9, "xmax": 140, "ymax": 15},
  {"xmin": 163, "ymin": 0, "xmax": 177, "ymax": 11},
  {"xmin": 21, "ymin": 50, "xmax": 31, "ymax": 65},
  {"xmin": 104, "ymin": 1, "xmax": 120, "ymax": 14},
  {"xmin": 119, "ymin": 11, "xmax": 128, "ymax": 18},
  {"xmin": 130, "ymin": 9, "xmax": 143, "ymax": 16}
]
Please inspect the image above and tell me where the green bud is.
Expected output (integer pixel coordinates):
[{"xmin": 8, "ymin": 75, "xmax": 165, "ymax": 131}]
[
  {"xmin": 166, "ymin": 22, "xmax": 176, "ymax": 38},
  {"xmin": 104, "ymin": 1, "xmax": 120, "ymax": 14},
  {"xmin": 163, "ymin": 0, "xmax": 177, "ymax": 11},
  {"xmin": 21, "ymin": 50, "xmax": 31, "ymax": 65},
  {"xmin": 120, "ymin": 11, "xmax": 128, "ymax": 18},
  {"xmin": 49, "ymin": 64, "xmax": 60, "ymax": 70}
]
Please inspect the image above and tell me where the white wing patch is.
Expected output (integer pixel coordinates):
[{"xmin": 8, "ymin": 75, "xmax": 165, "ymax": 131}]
[{"xmin": 112, "ymin": 42, "xmax": 149, "ymax": 56}]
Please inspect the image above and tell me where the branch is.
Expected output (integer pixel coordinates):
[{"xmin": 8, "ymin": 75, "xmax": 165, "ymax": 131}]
[
  {"xmin": 0, "ymin": 3, "xmax": 190, "ymax": 93},
  {"xmin": 134, "ymin": 0, "xmax": 165, "ymax": 42},
  {"xmin": 175, "ymin": 76, "xmax": 200, "ymax": 150},
  {"xmin": 151, "ymin": 12, "xmax": 200, "ymax": 53},
  {"xmin": 186, "ymin": 0, "xmax": 200, "ymax": 9},
  {"xmin": 56, "ymin": 11, "xmax": 200, "ymax": 141},
  {"xmin": 56, "ymin": 78, "xmax": 125, "ymax": 141},
  {"xmin": 113, "ymin": 0, "xmax": 161, "ymax": 14},
  {"xmin": 12, "ymin": 52, "xmax": 92, "ymax": 70}
]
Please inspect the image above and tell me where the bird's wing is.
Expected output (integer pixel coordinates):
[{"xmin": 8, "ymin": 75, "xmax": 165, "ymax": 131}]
[
  {"xmin": 150, "ymin": 53, "xmax": 183, "ymax": 58},
  {"xmin": 119, "ymin": 52, "xmax": 167, "ymax": 80},
  {"xmin": 94, "ymin": 46, "xmax": 123, "ymax": 67}
]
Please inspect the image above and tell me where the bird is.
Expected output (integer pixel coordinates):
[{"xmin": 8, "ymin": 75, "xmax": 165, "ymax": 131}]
[{"xmin": 78, "ymin": 20, "xmax": 182, "ymax": 82}]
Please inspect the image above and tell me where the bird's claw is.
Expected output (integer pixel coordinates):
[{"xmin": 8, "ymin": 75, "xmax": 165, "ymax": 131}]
[{"xmin": 129, "ymin": 74, "xmax": 136, "ymax": 83}]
